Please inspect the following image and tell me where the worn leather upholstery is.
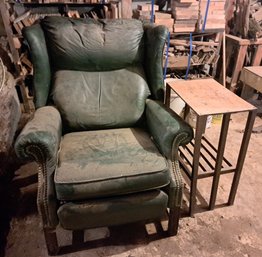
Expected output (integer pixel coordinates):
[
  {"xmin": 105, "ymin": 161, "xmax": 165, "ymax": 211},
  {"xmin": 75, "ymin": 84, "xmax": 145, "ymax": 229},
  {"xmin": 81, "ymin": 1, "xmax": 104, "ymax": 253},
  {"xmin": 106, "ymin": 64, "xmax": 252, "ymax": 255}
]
[
  {"xmin": 41, "ymin": 17, "xmax": 145, "ymax": 71},
  {"xmin": 23, "ymin": 24, "xmax": 51, "ymax": 108},
  {"xmin": 58, "ymin": 190, "xmax": 168, "ymax": 230},
  {"xmin": 55, "ymin": 128, "xmax": 169, "ymax": 201},
  {"xmin": 15, "ymin": 17, "xmax": 193, "ymax": 254},
  {"xmin": 52, "ymin": 68, "xmax": 150, "ymax": 131}
]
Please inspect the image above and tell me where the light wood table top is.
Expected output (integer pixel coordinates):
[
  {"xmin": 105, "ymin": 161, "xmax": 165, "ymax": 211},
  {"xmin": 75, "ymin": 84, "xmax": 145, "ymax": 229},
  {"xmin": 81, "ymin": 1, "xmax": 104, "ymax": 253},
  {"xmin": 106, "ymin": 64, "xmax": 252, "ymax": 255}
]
[
  {"xmin": 243, "ymin": 66, "xmax": 262, "ymax": 77},
  {"xmin": 240, "ymin": 66, "xmax": 262, "ymax": 94},
  {"xmin": 166, "ymin": 78, "xmax": 256, "ymax": 116}
]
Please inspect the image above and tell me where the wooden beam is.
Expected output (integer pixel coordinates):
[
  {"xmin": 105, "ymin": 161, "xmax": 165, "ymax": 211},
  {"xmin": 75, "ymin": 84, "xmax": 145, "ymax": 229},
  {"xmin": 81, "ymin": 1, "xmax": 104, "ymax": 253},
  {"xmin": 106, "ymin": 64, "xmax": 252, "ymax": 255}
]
[{"xmin": 121, "ymin": 0, "xmax": 132, "ymax": 18}]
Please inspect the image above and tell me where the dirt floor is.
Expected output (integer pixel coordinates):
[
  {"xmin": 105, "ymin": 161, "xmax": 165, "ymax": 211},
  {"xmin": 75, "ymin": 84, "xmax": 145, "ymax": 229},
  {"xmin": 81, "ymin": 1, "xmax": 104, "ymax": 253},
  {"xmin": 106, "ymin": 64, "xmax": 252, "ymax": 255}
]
[{"xmin": 2, "ymin": 112, "xmax": 262, "ymax": 257}]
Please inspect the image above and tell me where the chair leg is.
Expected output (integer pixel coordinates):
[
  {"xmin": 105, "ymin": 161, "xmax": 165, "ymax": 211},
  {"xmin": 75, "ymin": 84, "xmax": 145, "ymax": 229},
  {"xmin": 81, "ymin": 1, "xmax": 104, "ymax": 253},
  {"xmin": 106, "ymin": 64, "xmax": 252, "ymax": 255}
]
[
  {"xmin": 44, "ymin": 228, "xmax": 59, "ymax": 255},
  {"xmin": 168, "ymin": 206, "xmax": 180, "ymax": 236}
]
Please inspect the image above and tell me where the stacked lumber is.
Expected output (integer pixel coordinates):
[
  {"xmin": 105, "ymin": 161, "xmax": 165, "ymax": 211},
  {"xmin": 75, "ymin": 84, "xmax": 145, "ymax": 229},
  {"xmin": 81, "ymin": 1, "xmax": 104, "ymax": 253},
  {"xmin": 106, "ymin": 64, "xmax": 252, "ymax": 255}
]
[
  {"xmin": 199, "ymin": 0, "xmax": 225, "ymax": 31},
  {"xmin": 171, "ymin": 0, "xmax": 198, "ymax": 33},
  {"xmin": 133, "ymin": 4, "xmax": 159, "ymax": 22},
  {"xmin": 133, "ymin": 4, "xmax": 173, "ymax": 32},
  {"xmin": 19, "ymin": 0, "xmax": 106, "ymax": 3},
  {"xmin": 154, "ymin": 11, "xmax": 173, "ymax": 32}
]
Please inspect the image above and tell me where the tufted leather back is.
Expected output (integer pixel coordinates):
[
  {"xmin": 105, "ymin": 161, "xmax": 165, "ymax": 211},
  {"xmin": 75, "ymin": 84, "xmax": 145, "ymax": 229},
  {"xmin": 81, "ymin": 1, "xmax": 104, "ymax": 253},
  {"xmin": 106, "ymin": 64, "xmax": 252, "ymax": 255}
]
[{"xmin": 41, "ymin": 17, "xmax": 145, "ymax": 72}]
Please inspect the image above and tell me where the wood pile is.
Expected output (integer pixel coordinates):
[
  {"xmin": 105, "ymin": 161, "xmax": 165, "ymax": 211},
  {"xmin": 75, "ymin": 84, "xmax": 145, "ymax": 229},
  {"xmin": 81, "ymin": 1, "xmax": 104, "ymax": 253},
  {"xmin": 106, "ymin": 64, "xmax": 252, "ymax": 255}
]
[
  {"xmin": 231, "ymin": 0, "xmax": 262, "ymax": 39},
  {"xmin": 134, "ymin": 0, "xmax": 226, "ymax": 33},
  {"xmin": 17, "ymin": 0, "xmax": 109, "ymax": 3},
  {"xmin": 133, "ymin": 4, "xmax": 174, "ymax": 32},
  {"xmin": 171, "ymin": 0, "xmax": 198, "ymax": 32},
  {"xmin": 133, "ymin": 4, "xmax": 159, "ymax": 22},
  {"xmin": 164, "ymin": 36, "xmax": 220, "ymax": 70},
  {"xmin": 154, "ymin": 11, "xmax": 173, "ymax": 32},
  {"xmin": 249, "ymin": 0, "xmax": 262, "ymax": 39},
  {"xmin": 199, "ymin": 0, "xmax": 226, "ymax": 31}
]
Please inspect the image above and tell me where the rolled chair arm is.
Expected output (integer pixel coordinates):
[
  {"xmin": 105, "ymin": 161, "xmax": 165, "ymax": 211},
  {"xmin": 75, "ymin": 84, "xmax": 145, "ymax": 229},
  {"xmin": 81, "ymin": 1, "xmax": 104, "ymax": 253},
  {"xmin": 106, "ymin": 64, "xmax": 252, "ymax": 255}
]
[
  {"xmin": 146, "ymin": 99, "xmax": 193, "ymax": 160},
  {"xmin": 146, "ymin": 99, "xmax": 193, "ymax": 211},
  {"xmin": 15, "ymin": 106, "xmax": 62, "ymax": 161},
  {"xmin": 15, "ymin": 106, "xmax": 62, "ymax": 228}
]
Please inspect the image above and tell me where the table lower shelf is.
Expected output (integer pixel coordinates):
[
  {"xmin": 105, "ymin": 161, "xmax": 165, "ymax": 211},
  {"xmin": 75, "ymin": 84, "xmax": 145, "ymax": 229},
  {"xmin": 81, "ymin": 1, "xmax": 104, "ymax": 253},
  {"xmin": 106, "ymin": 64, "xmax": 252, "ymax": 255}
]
[{"xmin": 179, "ymin": 135, "xmax": 236, "ymax": 179}]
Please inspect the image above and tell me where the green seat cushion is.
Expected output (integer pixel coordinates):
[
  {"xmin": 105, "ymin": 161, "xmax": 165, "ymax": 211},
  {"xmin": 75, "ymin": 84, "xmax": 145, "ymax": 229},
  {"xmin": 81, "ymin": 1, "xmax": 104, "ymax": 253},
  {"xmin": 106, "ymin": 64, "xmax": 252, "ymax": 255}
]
[
  {"xmin": 52, "ymin": 68, "xmax": 150, "ymax": 131},
  {"xmin": 55, "ymin": 128, "xmax": 170, "ymax": 201}
]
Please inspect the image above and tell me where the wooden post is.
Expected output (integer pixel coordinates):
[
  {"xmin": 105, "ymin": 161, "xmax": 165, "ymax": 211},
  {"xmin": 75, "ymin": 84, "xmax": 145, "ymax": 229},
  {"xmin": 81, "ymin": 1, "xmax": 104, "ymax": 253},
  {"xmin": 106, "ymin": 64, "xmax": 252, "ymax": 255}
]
[
  {"xmin": 251, "ymin": 45, "xmax": 262, "ymax": 66},
  {"xmin": 121, "ymin": 0, "xmax": 132, "ymax": 18}
]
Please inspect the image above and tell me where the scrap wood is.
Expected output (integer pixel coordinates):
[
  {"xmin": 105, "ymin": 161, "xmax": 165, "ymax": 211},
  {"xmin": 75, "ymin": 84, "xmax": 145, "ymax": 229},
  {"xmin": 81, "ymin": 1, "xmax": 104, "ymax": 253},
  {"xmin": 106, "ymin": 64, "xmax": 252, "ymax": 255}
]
[
  {"xmin": 67, "ymin": 10, "xmax": 80, "ymax": 18},
  {"xmin": 170, "ymin": 39, "xmax": 219, "ymax": 46},
  {"xmin": 13, "ymin": 10, "xmax": 31, "ymax": 24}
]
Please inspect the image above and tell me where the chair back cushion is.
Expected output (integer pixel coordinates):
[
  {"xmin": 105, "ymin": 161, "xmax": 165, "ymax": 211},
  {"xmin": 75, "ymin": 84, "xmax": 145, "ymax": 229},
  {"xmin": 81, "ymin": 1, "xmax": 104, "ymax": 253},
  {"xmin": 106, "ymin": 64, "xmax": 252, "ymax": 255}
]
[
  {"xmin": 52, "ymin": 67, "xmax": 150, "ymax": 130},
  {"xmin": 41, "ymin": 17, "xmax": 145, "ymax": 72}
]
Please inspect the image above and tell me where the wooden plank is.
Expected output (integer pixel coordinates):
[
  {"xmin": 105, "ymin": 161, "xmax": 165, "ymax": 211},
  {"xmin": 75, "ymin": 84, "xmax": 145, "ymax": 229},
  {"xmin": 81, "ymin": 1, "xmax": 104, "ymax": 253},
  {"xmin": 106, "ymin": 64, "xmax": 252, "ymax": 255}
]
[
  {"xmin": 251, "ymin": 45, "xmax": 262, "ymax": 66},
  {"xmin": 121, "ymin": 0, "xmax": 132, "ymax": 18},
  {"xmin": 137, "ymin": 4, "xmax": 159, "ymax": 11},
  {"xmin": 155, "ymin": 11, "xmax": 172, "ymax": 19},
  {"xmin": 226, "ymin": 34, "xmax": 250, "ymax": 46},
  {"xmin": 177, "ymin": 0, "xmax": 197, "ymax": 3},
  {"xmin": 230, "ymin": 44, "xmax": 248, "ymax": 89},
  {"xmin": 110, "ymin": 3, "xmax": 118, "ymax": 19},
  {"xmin": 170, "ymin": 39, "xmax": 219, "ymax": 46}
]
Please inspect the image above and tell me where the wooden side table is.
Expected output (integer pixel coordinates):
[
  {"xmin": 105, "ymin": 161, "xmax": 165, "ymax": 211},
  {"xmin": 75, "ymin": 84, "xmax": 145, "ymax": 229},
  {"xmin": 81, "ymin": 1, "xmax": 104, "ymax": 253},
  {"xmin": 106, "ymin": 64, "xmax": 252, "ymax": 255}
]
[
  {"xmin": 165, "ymin": 78, "xmax": 257, "ymax": 217},
  {"xmin": 240, "ymin": 66, "xmax": 262, "ymax": 100}
]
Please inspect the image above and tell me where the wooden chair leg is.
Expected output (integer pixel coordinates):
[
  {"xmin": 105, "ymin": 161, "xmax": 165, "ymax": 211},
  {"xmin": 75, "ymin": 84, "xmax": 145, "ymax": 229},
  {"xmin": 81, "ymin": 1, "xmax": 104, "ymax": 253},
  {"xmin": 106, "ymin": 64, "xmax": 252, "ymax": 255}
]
[
  {"xmin": 44, "ymin": 228, "xmax": 59, "ymax": 256},
  {"xmin": 168, "ymin": 206, "xmax": 180, "ymax": 236}
]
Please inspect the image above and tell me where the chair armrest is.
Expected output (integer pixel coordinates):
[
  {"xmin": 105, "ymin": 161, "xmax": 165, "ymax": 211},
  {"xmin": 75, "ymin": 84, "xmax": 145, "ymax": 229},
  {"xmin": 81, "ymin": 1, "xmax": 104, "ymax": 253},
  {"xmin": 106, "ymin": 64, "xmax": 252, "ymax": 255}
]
[
  {"xmin": 15, "ymin": 106, "xmax": 62, "ymax": 228},
  {"xmin": 15, "ymin": 106, "xmax": 62, "ymax": 161},
  {"xmin": 146, "ymin": 99, "xmax": 193, "ymax": 160}
]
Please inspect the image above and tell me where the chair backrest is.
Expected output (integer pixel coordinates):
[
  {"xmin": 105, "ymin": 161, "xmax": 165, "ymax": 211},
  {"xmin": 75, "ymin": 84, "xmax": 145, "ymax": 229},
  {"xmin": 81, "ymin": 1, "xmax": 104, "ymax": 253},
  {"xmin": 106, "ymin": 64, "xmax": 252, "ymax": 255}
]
[
  {"xmin": 24, "ymin": 17, "xmax": 168, "ymax": 131},
  {"xmin": 41, "ymin": 17, "xmax": 145, "ymax": 72}
]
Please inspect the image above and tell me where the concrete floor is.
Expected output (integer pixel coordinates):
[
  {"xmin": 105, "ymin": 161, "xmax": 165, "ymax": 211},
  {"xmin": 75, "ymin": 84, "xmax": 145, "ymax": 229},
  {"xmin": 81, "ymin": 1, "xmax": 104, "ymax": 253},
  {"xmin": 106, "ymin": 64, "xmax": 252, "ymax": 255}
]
[{"xmin": 2, "ymin": 112, "xmax": 262, "ymax": 257}]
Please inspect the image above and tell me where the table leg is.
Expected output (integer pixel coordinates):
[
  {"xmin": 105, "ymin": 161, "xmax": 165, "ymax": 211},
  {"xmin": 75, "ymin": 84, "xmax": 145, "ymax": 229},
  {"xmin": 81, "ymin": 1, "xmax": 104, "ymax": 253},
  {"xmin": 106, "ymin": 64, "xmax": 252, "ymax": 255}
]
[
  {"xmin": 228, "ymin": 110, "xmax": 257, "ymax": 205},
  {"xmin": 241, "ymin": 82, "xmax": 255, "ymax": 100},
  {"xmin": 184, "ymin": 104, "xmax": 190, "ymax": 121},
  {"xmin": 165, "ymin": 84, "xmax": 171, "ymax": 107},
  {"xmin": 209, "ymin": 113, "xmax": 231, "ymax": 210},
  {"xmin": 251, "ymin": 45, "xmax": 262, "ymax": 66},
  {"xmin": 189, "ymin": 115, "xmax": 207, "ymax": 217},
  {"xmin": 230, "ymin": 45, "xmax": 248, "ymax": 90}
]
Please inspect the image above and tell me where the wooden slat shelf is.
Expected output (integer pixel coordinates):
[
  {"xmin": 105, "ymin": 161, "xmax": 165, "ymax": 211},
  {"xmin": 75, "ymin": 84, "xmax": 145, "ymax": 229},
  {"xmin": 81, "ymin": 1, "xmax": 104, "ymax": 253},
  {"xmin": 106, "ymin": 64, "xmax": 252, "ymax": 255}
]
[{"xmin": 179, "ymin": 135, "xmax": 234, "ymax": 179}]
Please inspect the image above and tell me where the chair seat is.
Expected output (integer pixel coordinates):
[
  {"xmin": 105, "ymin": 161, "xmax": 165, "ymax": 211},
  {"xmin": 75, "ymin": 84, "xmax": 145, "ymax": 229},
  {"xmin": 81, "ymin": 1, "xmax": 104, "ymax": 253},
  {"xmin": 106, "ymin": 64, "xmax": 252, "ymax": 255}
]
[{"xmin": 55, "ymin": 128, "xmax": 170, "ymax": 201}]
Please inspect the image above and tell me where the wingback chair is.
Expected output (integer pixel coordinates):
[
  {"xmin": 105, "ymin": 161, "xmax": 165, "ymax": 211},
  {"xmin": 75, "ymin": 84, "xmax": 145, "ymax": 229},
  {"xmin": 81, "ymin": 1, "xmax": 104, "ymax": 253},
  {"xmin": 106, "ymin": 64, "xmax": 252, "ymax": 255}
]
[{"xmin": 15, "ymin": 17, "xmax": 193, "ymax": 255}]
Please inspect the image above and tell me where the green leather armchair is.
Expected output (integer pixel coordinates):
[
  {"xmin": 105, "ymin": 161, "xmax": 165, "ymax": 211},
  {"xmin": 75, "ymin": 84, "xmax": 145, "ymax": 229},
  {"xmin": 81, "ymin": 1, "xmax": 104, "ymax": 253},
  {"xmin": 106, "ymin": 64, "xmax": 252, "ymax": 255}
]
[{"xmin": 15, "ymin": 17, "xmax": 193, "ymax": 255}]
